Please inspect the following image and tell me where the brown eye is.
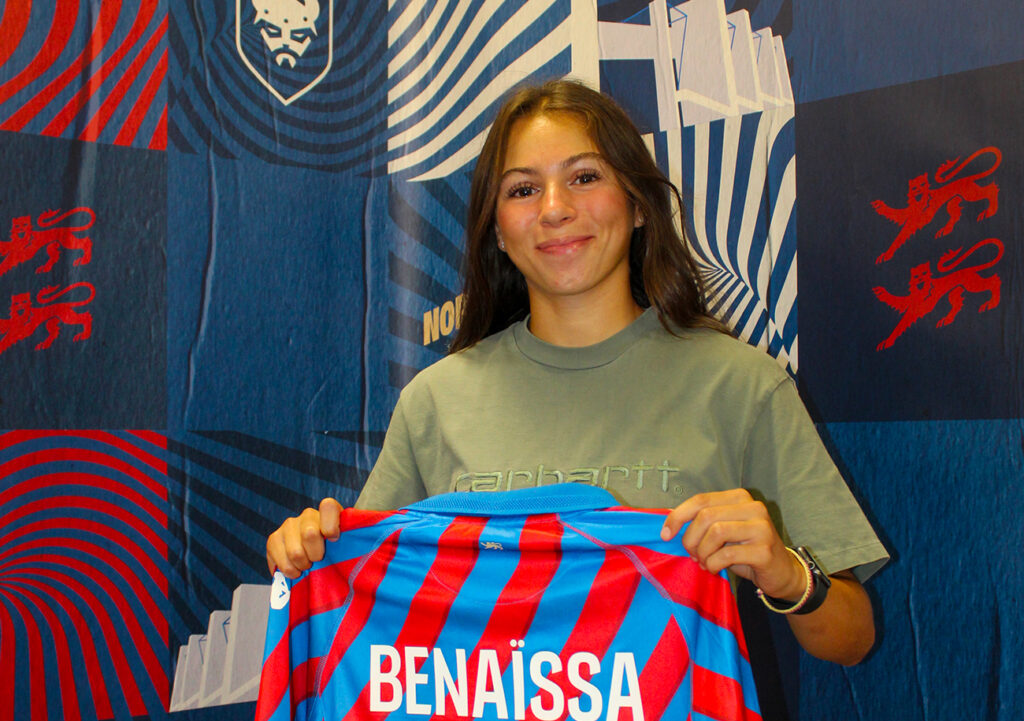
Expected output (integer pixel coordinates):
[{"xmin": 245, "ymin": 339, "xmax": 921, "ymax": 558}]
[{"xmin": 506, "ymin": 183, "xmax": 535, "ymax": 198}]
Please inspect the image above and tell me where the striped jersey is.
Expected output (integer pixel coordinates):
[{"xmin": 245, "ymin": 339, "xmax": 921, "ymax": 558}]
[{"xmin": 255, "ymin": 484, "xmax": 761, "ymax": 721}]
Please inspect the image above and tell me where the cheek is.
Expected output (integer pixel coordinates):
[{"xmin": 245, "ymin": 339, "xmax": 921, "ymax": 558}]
[{"xmin": 494, "ymin": 205, "xmax": 527, "ymax": 241}]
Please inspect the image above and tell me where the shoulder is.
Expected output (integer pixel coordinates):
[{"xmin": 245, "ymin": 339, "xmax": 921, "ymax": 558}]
[
  {"xmin": 640, "ymin": 320, "xmax": 789, "ymax": 387},
  {"xmin": 395, "ymin": 324, "xmax": 517, "ymax": 405}
]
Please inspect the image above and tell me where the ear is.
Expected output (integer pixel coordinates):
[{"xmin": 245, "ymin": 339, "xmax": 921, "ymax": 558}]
[{"xmin": 633, "ymin": 209, "xmax": 645, "ymax": 229}]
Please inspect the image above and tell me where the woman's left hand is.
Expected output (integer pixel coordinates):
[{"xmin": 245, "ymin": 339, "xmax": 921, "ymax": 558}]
[
  {"xmin": 661, "ymin": 488, "xmax": 876, "ymax": 665},
  {"xmin": 660, "ymin": 488, "xmax": 806, "ymax": 602}
]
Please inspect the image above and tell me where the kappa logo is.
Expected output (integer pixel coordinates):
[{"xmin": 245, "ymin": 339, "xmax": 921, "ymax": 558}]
[
  {"xmin": 872, "ymin": 238, "xmax": 1003, "ymax": 350},
  {"xmin": 0, "ymin": 283, "xmax": 95, "ymax": 357},
  {"xmin": 236, "ymin": 0, "xmax": 334, "ymax": 106},
  {"xmin": 270, "ymin": 572, "xmax": 290, "ymax": 610},
  {"xmin": 871, "ymin": 147, "xmax": 1001, "ymax": 264},
  {"xmin": 0, "ymin": 207, "xmax": 95, "ymax": 277}
]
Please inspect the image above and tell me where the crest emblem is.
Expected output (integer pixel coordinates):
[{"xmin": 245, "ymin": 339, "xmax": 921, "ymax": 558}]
[{"xmin": 235, "ymin": 0, "xmax": 333, "ymax": 106}]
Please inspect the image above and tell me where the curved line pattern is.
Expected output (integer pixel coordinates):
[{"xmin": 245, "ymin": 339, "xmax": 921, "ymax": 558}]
[
  {"xmin": 0, "ymin": 0, "xmax": 81, "ymax": 109},
  {"xmin": 168, "ymin": 0, "xmax": 387, "ymax": 172},
  {"xmin": 0, "ymin": 431, "xmax": 169, "ymax": 721},
  {"xmin": 0, "ymin": 1, "xmax": 33, "ymax": 70},
  {"xmin": 385, "ymin": 0, "xmax": 572, "ymax": 179},
  {"xmin": 682, "ymin": 108, "xmax": 798, "ymax": 373},
  {"xmin": 40, "ymin": 0, "xmax": 160, "ymax": 138},
  {"xmin": 0, "ymin": 0, "xmax": 166, "ymax": 149}
]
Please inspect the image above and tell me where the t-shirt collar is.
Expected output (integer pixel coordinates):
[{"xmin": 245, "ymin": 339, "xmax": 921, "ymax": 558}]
[{"xmin": 511, "ymin": 307, "xmax": 660, "ymax": 370}]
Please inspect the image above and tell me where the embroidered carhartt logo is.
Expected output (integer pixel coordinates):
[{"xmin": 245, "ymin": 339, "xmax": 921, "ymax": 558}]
[{"xmin": 456, "ymin": 461, "xmax": 682, "ymax": 494}]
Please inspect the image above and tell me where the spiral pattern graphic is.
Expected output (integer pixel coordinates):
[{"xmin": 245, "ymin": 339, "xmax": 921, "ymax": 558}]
[
  {"xmin": 0, "ymin": 0, "xmax": 167, "ymax": 149},
  {"xmin": 0, "ymin": 431, "xmax": 169, "ymax": 721}
]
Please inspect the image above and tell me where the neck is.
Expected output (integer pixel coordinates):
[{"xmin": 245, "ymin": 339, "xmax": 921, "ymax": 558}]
[{"xmin": 527, "ymin": 290, "xmax": 644, "ymax": 347}]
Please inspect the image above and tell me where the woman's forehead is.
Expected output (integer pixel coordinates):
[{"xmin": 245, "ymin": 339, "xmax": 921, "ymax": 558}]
[{"xmin": 502, "ymin": 112, "xmax": 600, "ymax": 167}]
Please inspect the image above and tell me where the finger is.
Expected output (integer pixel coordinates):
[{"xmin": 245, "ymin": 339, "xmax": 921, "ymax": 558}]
[
  {"xmin": 266, "ymin": 537, "xmax": 280, "ymax": 576},
  {"xmin": 296, "ymin": 507, "xmax": 327, "ymax": 567},
  {"xmin": 677, "ymin": 499, "xmax": 767, "ymax": 556},
  {"xmin": 660, "ymin": 489, "xmax": 753, "ymax": 540},
  {"xmin": 319, "ymin": 497, "xmax": 343, "ymax": 541},
  {"xmin": 267, "ymin": 523, "xmax": 302, "ymax": 579},
  {"xmin": 690, "ymin": 519, "xmax": 773, "ymax": 572}
]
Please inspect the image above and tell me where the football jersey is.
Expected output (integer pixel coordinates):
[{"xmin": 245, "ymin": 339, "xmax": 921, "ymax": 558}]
[{"xmin": 256, "ymin": 484, "xmax": 761, "ymax": 721}]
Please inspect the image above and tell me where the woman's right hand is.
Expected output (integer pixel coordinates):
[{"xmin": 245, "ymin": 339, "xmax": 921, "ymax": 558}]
[{"xmin": 266, "ymin": 498, "xmax": 343, "ymax": 578}]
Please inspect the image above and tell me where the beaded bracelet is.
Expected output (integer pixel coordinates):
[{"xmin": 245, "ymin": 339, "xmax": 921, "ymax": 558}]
[{"xmin": 756, "ymin": 547, "xmax": 814, "ymax": 614}]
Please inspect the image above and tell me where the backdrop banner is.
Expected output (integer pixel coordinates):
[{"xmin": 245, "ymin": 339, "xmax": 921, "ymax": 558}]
[{"xmin": 0, "ymin": 1, "xmax": 1021, "ymax": 720}]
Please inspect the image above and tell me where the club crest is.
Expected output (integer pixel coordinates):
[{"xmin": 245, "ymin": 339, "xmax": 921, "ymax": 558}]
[{"xmin": 235, "ymin": 0, "xmax": 333, "ymax": 106}]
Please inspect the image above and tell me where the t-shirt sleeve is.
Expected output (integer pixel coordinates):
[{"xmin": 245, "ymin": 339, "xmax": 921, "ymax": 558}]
[
  {"xmin": 741, "ymin": 377, "xmax": 889, "ymax": 581},
  {"xmin": 354, "ymin": 392, "xmax": 428, "ymax": 511}
]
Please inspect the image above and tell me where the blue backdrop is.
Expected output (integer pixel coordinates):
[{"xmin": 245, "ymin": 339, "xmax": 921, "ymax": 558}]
[{"xmin": 0, "ymin": 1, "xmax": 1021, "ymax": 720}]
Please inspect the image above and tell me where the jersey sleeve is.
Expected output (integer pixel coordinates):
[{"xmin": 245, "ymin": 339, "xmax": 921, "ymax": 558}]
[
  {"xmin": 254, "ymin": 574, "xmax": 297, "ymax": 721},
  {"xmin": 741, "ymin": 377, "xmax": 889, "ymax": 580},
  {"xmin": 254, "ymin": 511, "xmax": 406, "ymax": 721}
]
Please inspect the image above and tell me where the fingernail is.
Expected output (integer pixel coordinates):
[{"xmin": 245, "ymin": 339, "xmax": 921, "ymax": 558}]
[{"xmin": 660, "ymin": 526, "xmax": 671, "ymax": 541}]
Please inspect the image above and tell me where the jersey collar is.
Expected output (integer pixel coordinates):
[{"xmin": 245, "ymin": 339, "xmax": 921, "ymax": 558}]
[{"xmin": 406, "ymin": 483, "xmax": 618, "ymax": 515}]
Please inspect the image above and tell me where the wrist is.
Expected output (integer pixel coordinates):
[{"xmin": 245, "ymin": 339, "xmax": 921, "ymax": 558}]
[
  {"xmin": 774, "ymin": 549, "xmax": 811, "ymax": 602},
  {"xmin": 758, "ymin": 546, "xmax": 831, "ymax": 615}
]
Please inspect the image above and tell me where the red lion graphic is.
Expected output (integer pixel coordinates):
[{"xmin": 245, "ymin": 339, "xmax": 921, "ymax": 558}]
[
  {"xmin": 0, "ymin": 283, "xmax": 95, "ymax": 356},
  {"xmin": 0, "ymin": 207, "xmax": 95, "ymax": 277},
  {"xmin": 872, "ymin": 238, "xmax": 1003, "ymax": 351},
  {"xmin": 871, "ymin": 147, "xmax": 1000, "ymax": 264}
]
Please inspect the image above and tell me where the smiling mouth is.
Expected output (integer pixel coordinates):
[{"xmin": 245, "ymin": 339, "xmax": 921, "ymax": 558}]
[{"xmin": 536, "ymin": 236, "xmax": 591, "ymax": 254}]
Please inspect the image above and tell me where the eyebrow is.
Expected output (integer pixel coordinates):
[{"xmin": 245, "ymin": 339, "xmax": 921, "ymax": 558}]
[{"xmin": 500, "ymin": 152, "xmax": 605, "ymax": 182}]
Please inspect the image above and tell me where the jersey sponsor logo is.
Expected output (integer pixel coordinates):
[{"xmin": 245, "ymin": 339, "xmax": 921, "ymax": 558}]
[
  {"xmin": 235, "ymin": 0, "xmax": 334, "ymax": 106},
  {"xmin": 369, "ymin": 642, "xmax": 644, "ymax": 720},
  {"xmin": 872, "ymin": 238, "xmax": 1003, "ymax": 350},
  {"xmin": 0, "ymin": 282, "xmax": 95, "ymax": 356},
  {"xmin": 455, "ymin": 461, "xmax": 683, "ymax": 495},
  {"xmin": 0, "ymin": 207, "xmax": 95, "ymax": 277},
  {"xmin": 871, "ymin": 146, "xmax": 1001, "ymax": 264}
]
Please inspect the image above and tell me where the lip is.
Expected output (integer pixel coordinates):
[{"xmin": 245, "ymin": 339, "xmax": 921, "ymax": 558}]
[{"xmin": 536, "ymin": 235, "xmax": 592, "ymax": 254}]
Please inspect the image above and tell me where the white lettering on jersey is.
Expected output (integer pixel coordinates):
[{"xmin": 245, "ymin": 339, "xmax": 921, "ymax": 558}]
[
  {"xmin": 607, "ymin": 652, "xmax": 644, "ymax": 721},
  {"xmin": 368, "ymin": 642, "xmax": 643, "ymax": 719}
]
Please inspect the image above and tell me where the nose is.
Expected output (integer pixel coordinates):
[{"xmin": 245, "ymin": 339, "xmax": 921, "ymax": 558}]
[{"xmin": 539, "ymin": 182, "xmax": 574, "ymax": 225}]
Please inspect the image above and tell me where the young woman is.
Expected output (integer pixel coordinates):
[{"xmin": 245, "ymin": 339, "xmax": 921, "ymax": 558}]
[{"xmin": 267, "ymin": 79, "xmax": 887, "ymax": 666}]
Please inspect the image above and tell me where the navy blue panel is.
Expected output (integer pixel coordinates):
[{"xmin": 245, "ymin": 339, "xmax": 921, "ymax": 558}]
[
  {"xmin": 167, "ymin": 152, "xmax": 366, "ymax": 436},
  {"xmin": 599, "ymin": 59, "xmax": 662, "ymax": 136},
  {"xmin": 797, "ymin": 62, "xmax": 1024, "ymax": 422},
  {"xmin": 800, "ymin": 418, "xmax": 1024, "ymax": 721},
  {"xmin": 0, "ymin": 132, "xmax": 166, "ymax": 428},
  {"xmin": 789, "ymin": 1, "xmax": 1024, "ymax": 102}
]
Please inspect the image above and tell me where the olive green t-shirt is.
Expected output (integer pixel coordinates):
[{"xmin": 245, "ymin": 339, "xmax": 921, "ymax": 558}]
[{"xmin": 358, "ymin": 309, "xmax": 888, "ymax": 580}]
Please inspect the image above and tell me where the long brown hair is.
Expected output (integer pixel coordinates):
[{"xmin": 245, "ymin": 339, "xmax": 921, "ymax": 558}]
[{"xmin": 449, "ymin": 78, "xmax": 725, "ymax": 352}]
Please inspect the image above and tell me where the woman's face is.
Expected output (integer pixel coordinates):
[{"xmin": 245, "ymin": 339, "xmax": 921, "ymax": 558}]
[{"xmin": 494, "ymin": 112, "xmax": 640, "ymax": 313}]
